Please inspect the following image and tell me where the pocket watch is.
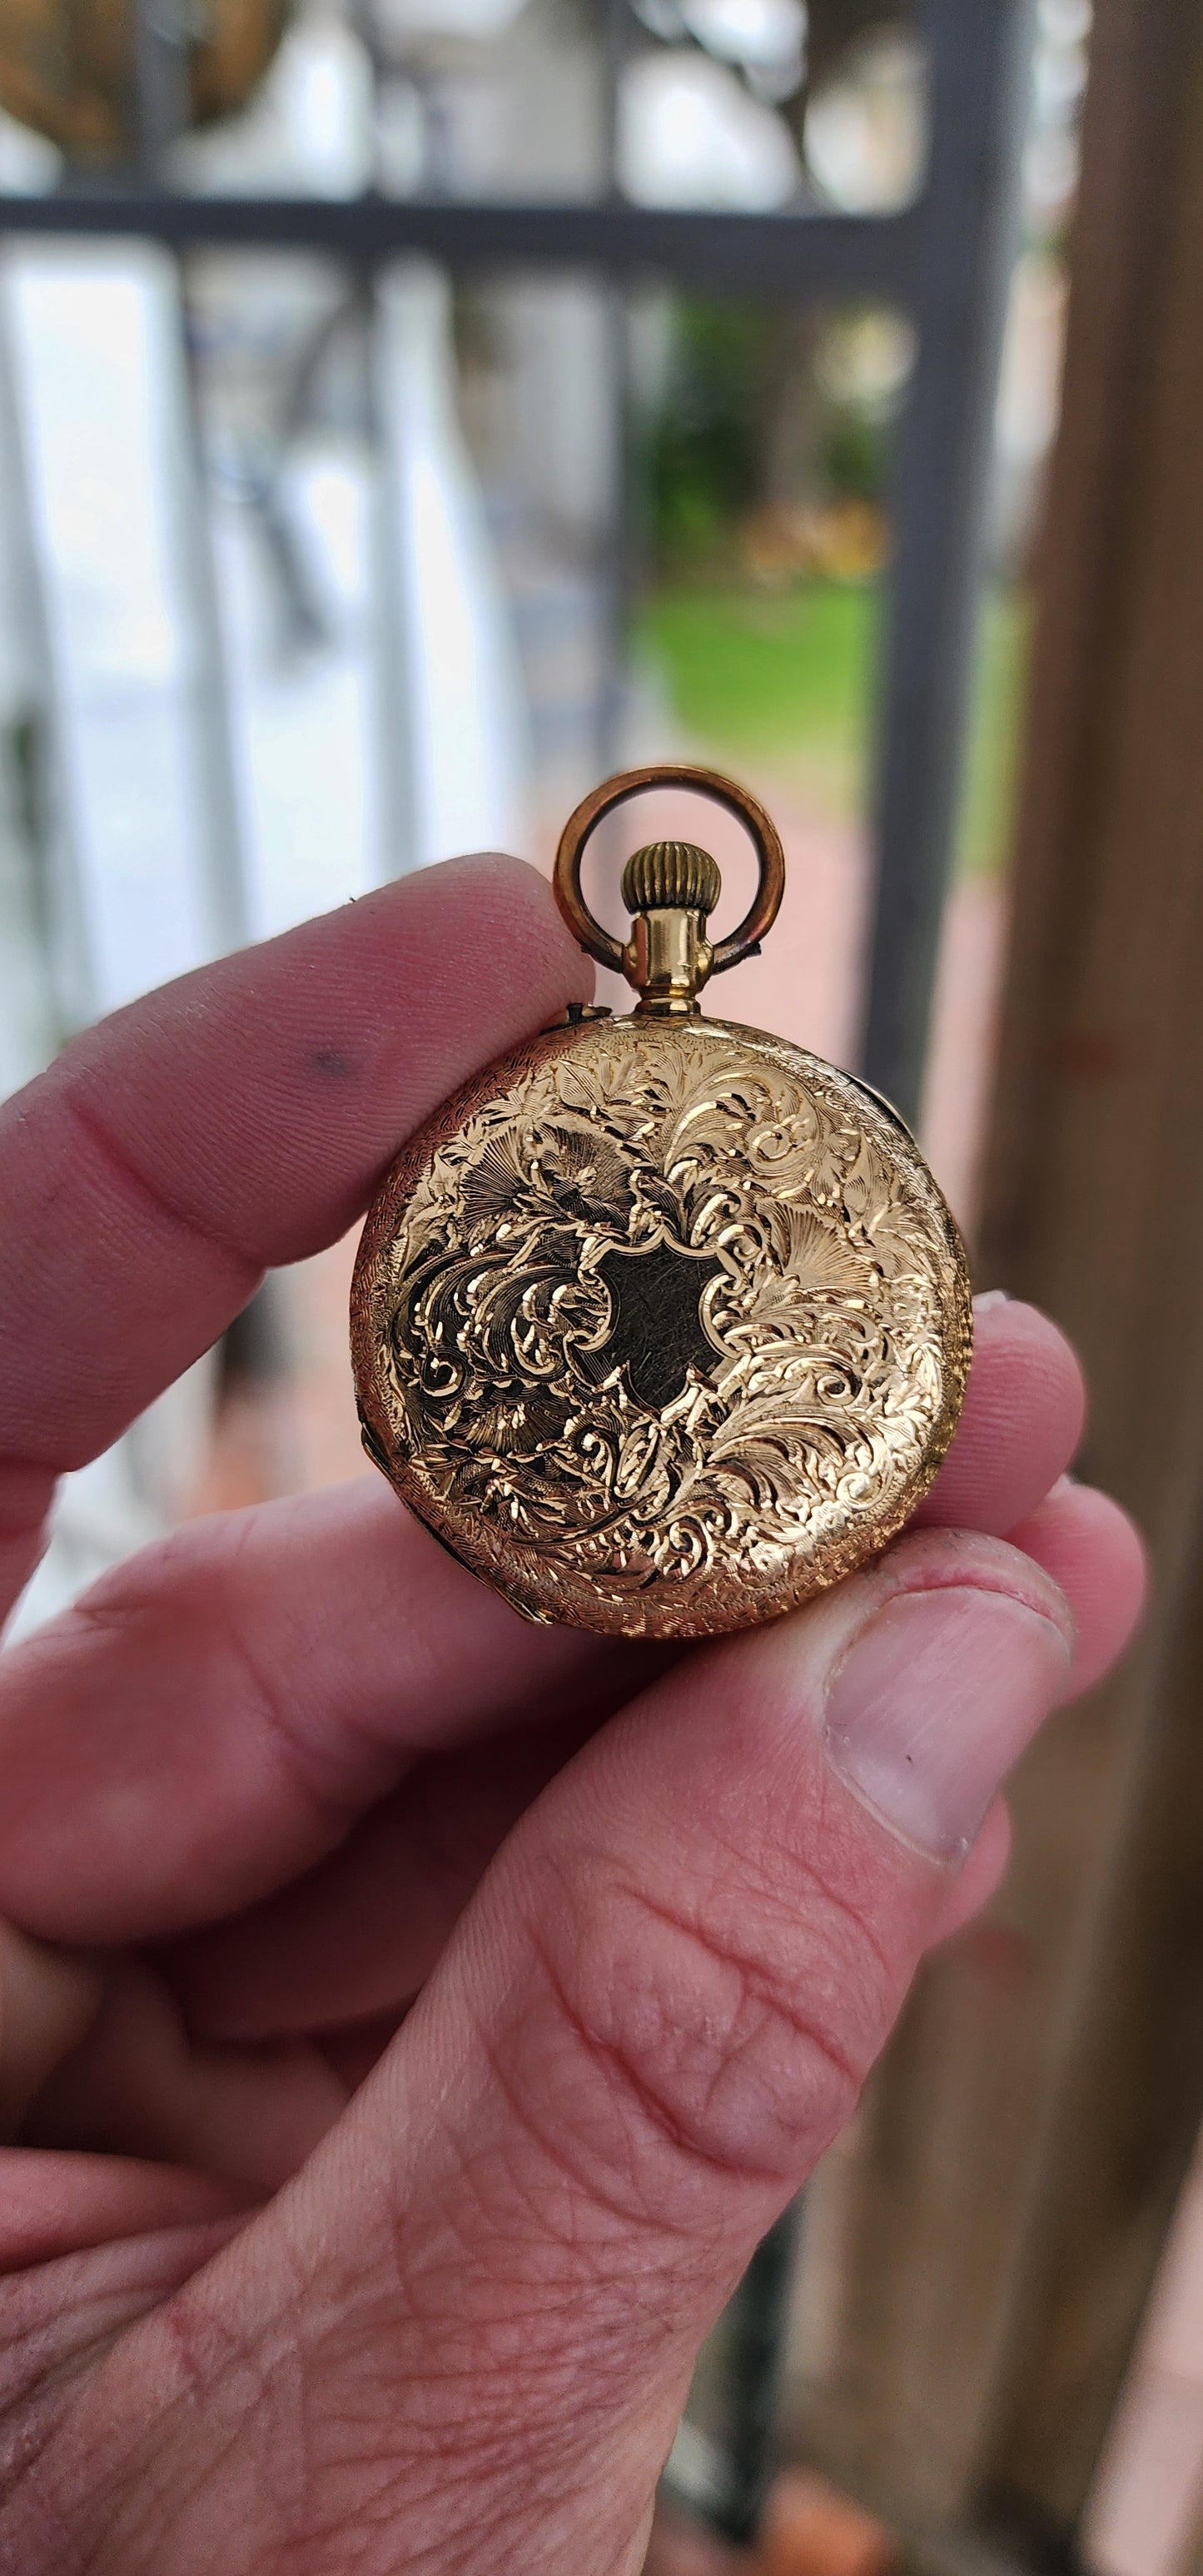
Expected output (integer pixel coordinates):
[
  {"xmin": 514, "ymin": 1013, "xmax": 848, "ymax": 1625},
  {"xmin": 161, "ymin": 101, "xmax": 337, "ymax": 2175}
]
[{"xmin": 351, "ymin": 765, "xmax": 972, "ymax": 1639}]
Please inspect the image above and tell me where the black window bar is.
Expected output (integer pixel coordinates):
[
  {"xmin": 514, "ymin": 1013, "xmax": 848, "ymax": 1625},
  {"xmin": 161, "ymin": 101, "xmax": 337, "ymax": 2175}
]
[
  {"xmin": 0, "ymin": 0, "xmax": 1031, "ymax": 1126},
  {"xmin": 0, "ymin": 0, "xmax": 1032, "ymax": 2539}
]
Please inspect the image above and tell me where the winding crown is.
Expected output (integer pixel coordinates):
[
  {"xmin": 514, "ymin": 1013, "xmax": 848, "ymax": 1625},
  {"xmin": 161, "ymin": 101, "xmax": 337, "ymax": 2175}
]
[{"xmin": 621, "ymin": 839, "xmax": 722, "ymax": 919}]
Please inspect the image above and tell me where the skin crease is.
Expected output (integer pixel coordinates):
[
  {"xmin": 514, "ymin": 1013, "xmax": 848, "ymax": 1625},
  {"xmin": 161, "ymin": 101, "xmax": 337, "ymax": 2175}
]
[{"xmin": 0, "ymin": 858, "xmax": 1146, "ymax": 2575}]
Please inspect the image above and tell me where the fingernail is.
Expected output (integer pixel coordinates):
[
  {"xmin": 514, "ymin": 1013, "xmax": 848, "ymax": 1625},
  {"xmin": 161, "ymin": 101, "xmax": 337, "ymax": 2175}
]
[
  {"xmin": 823, "ymin": 1584, "xmax": 1072, "ymax": 1859},
  {"xmin": 973, "ymin": 1288, "xmax": 1011, "ymax": 1312}
]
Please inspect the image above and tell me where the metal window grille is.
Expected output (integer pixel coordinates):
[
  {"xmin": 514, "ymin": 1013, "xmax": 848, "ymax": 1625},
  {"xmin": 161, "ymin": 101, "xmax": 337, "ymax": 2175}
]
[{"xmin": 0, "ymin": 0, "xmax": 1031, "ymax": 1126}]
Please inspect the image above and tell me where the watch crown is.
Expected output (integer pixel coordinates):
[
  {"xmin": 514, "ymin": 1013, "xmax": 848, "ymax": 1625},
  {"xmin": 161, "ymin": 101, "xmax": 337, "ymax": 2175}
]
[{"xmin": 621, "ymin": 840, "xmax": 722, "ymax": 921}]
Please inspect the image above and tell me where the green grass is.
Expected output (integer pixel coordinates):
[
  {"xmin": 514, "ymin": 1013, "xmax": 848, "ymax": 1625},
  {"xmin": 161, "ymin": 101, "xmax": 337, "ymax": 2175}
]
[
  {"xmin": 638, "ymin": 579, "xmax": 1028, "ymax": 878},
  {"xmin": 957, "ymin": 585, "xmax": 1029, "ymax": 878},
  {"xmin": 639, "ymin": 582, "xmax": 877, "ymax": 816}
]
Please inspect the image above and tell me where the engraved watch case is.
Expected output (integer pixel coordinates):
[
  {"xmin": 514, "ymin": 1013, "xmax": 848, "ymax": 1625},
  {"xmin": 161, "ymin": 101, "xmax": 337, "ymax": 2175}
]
[{"xmin": 351, "ymin": 767, "xmax": 972, "ymax": 1639}]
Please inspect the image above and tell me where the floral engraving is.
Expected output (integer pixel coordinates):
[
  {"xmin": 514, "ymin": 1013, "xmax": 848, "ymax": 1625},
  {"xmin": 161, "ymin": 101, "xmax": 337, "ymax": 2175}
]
[{"xmin": 353, "ymin": 1018, "xmax": 972, "ymax": 1637}]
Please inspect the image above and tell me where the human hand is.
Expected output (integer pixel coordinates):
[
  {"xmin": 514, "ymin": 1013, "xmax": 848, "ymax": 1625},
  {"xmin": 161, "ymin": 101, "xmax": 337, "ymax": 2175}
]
[{"xmin": 0, "ymin": 858, "xmax": 1143, "ymax": 2574}]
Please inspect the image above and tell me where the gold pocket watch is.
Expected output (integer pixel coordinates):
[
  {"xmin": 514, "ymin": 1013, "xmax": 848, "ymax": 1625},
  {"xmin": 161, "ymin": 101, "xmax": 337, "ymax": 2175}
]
[{"xmin": 351, "ymin": 765, "xmax": 972, "ymax": 1639}]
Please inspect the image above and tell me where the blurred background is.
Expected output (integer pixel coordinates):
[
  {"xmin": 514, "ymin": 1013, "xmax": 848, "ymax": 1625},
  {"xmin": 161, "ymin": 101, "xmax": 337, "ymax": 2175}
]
[{"xmin": 1, "ymin": 4, "xmax": 1201, "ymax": 2573}]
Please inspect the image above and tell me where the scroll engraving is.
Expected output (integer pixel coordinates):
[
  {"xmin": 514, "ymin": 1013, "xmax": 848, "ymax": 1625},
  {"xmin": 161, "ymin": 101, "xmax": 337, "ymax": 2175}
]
[{"xmin": 354, "ymin": 1018, "xmax": 971, "ymax": 1637}]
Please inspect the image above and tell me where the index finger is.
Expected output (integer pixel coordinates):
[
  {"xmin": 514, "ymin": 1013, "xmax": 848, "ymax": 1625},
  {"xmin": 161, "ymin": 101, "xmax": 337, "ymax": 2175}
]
[{"xmin": 0, "ymin": 857, "xmax": 588, "ymax": 1609}]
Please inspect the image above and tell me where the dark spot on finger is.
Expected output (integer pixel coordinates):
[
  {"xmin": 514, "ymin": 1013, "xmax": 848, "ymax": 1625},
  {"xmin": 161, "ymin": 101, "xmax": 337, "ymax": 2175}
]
[{"xmin": 308, "ymin": 1046, "xmax": 355, "ymax": 1081}]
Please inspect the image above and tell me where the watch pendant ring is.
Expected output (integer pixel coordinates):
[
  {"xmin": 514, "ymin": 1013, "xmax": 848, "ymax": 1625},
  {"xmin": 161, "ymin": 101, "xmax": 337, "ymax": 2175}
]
[{"xmin": 553, "ymin": 762, "xmax": 786, "ymax": 978}]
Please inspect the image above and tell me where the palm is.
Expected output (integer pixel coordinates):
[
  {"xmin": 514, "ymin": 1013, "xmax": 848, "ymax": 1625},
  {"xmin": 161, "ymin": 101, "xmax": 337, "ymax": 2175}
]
[{"xmin": 0, "ymin": 860, "xmax": 1142, "ymax": 2574}]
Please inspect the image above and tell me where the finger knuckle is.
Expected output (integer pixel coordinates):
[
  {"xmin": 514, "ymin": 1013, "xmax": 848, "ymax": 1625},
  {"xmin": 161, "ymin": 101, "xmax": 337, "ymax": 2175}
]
[{"xmin": 520, "ymin": 1843, "xmax": 892, "ymax": 2215}]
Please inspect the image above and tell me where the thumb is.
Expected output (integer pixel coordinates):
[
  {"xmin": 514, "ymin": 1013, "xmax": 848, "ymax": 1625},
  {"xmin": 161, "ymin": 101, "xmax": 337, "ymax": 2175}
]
[{"xmin": 54, "ymin": 1529, "xmax": 1072, "ymax": 2576}]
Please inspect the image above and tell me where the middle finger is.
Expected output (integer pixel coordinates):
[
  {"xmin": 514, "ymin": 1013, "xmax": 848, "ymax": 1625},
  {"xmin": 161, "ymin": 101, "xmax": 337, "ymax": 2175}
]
[
  {"xmin": 0, "ymin": 1481, "xmax": 651, "ymax": 1945},
  {"xmin": 0, "ymin": 1299, "xmax": 1084, "ymax": 1948},
  {"xmin": 166, "ymin": 1467, "xmax": 1143, "ymax": 2046}
]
